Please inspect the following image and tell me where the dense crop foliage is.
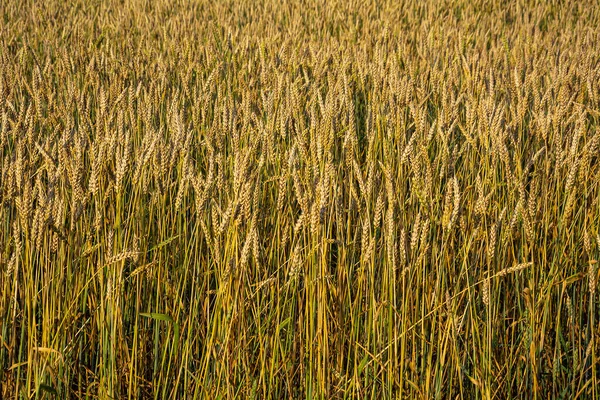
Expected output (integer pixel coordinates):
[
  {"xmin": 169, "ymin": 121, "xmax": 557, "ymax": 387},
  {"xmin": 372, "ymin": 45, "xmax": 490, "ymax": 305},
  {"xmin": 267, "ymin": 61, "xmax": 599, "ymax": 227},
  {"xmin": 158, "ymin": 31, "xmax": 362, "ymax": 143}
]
[{"xmin": 1, "ymin": 0, "xmax": 600, "ymax": 398}]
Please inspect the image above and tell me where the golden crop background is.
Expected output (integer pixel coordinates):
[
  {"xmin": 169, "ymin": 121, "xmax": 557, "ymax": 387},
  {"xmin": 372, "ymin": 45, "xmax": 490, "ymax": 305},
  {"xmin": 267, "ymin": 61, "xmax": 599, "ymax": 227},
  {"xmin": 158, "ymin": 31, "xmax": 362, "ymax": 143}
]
[{"xmin": 1, "ymin": 0, "xmax": 600, "ymax": 398}]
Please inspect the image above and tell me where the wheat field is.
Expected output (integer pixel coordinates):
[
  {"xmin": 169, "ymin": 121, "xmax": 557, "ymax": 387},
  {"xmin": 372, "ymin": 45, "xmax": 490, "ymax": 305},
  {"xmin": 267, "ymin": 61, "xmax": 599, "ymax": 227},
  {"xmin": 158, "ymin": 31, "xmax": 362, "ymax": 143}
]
[{"xmin": 1, "ymin": 0, "xmax": 600, "ymax": 398}]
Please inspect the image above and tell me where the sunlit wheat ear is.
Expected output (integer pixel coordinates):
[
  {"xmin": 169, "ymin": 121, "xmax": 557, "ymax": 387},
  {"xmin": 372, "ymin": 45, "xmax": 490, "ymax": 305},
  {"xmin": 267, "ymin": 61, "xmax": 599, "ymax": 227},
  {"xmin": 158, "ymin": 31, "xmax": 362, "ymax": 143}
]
[
  {"xmin": 584, "ymin": 229, "xmax": 592, "ymax": 255},
  {"xmin": 474, "ymin": 175, "xmax": 486, "ymax": 216},
  {"xmin": 12, "ymin": 220, "xmax": 22, "ymax": 258},
  {"xmin": 276, "ymin": 169, "xmax": 287, "ymax": 213},
  {"xmin": 174, "ymin": 177, "xmax": 188, "ymax": 211},
  {"xmin": 482, "ymin": 275, "xmax": 490, "ymax": 307},
  {"xmin": 450, "ymin": 176, "xmax": 460, "ymax": 229},
  {"xmin": 589, "ymin": 260, "xmax": 597, "ymax": 299},
  {"xmin": 399, "ymin": 228, "xmax": 407, "ymax": 267},
  {"xmin": 487, "ymin": 223, "xmax": 497, "ymax": 266},
  {"xmin": 410, "ymin": 212, "xmax": 421, "ymax": 252},
  {"xmin": 497, "ymin": 262, "xmax": 532, "ymax": 277},
  {"xmin": 441, "ymin": 178, "xmax": 453, "ymax": 228},
  {"xmin": 360, "ymin": 218, "xmax": 370, "ymax": 259},
  {"xmin": 384, "ymin": 202, "xmax": 397, "ymax": 267},
  {"xmin": 108, "ymin": 250, "xmax": 141, "ymax": 265}
]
